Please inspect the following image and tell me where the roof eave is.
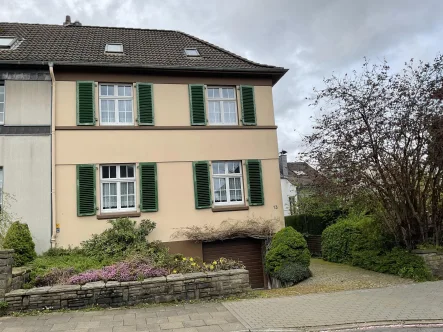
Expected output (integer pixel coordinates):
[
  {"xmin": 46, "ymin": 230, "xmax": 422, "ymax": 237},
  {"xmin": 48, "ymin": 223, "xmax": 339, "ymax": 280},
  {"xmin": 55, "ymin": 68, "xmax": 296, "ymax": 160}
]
[{"xmin": 0, "ymin": 60, "xmax": 288, "ymax": 85}]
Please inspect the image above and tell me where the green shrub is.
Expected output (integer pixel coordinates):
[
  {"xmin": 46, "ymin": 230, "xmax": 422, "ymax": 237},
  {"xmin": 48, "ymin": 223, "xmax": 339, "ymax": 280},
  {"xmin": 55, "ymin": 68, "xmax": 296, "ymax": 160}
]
[
  {"xmin": 285, "ymin": 213, "xmax": 340, "ymax": 235},
  {"xmin": 352, "ymin": 247, "xmax": 433, "ymax": 281},
  {"xmin": 265, "ymin": 227, "xmax": 310, "ymax": 275},
  {"xmin": 322, "ymin": 214, "xmax": 433, "ymax": 282},
  {"xmin": 273, "ymin": 262, "xmax": 311, "ymax": 285},
  {"xmin": 81, "ymin": 218, "xmax": 156, "ymax": 260},
  {"xmin": 3, "ymin": 222, "xmax": 37, "ymax": 266}
]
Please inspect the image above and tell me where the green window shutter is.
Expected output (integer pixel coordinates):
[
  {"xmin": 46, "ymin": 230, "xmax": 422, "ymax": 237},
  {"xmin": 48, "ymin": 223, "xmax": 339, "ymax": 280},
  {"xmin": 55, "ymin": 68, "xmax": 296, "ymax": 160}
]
[
  {"xmin": 189, "ymin": 84, "xmax": 206, "ymax": 125},
  {"xmin": 193, "ymin": 161, "xmax": 211, "ymax": 209},
  {"xmin": 76, "ymin": 81, "xmax": 95, "ymax": 126},
  {"xmin": 240, "ymin": 85, "xmax": 257, "ymax": 125},
  {"xmin": 246, "ymin": 160, "xmax": 264, "ymax": 206},
  {"xmin": 140, "ymin": 163, "xmax": 158, "ymax": 212},
  {"xmin": 137, "ymin": 83, "xmax": 154, "ymax": 125},
  {"xmin": 76, "ymin": 164, "xmax": 96, "ymax": 216}
]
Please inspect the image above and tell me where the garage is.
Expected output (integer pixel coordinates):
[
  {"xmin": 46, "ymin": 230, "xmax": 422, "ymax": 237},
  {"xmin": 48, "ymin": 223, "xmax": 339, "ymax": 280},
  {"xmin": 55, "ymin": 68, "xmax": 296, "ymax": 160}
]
[{"xmin": 202, "ymin": 238, "xmax": 266, "ymax": 289}]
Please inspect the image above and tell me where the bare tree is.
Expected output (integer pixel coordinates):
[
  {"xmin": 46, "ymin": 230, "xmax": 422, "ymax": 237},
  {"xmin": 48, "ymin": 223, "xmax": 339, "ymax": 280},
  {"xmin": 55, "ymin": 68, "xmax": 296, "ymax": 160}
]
[{"xmin": 303, "ymin": 56, "xmax": 443, "ymax": 249}]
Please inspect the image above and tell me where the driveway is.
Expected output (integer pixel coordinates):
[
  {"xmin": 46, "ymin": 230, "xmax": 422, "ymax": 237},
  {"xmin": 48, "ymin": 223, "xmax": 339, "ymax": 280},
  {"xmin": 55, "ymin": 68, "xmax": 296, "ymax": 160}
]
[{"xmin": 255, "ymin": 258, "xmax": 412, "ymax": 298}]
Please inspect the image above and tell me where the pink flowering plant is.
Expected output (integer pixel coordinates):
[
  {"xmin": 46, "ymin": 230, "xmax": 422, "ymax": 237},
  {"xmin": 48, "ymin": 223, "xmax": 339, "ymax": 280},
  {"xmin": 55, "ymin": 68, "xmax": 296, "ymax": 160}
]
[{"xmin": 68, "ymin": 260, "xmax": 167, "ymax": 285}]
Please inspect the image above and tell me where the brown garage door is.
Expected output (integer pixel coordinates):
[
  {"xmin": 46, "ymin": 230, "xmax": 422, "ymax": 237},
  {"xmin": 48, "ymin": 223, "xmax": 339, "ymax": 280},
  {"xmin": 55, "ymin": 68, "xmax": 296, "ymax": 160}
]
[{"xmin": 203, "ymin": 238, "xmax": 265, "ymax": 289}]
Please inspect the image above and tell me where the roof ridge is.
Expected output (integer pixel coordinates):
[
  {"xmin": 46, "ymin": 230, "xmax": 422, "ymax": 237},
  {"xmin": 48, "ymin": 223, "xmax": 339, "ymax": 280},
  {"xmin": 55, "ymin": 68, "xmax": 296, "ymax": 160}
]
[
  {"xmin": 177, "ymin": 30, "xmax": 282, "ymax": 70},
  {"xmin": 0, "ymin": 22, "xmax": 179, "ymax": 33}
]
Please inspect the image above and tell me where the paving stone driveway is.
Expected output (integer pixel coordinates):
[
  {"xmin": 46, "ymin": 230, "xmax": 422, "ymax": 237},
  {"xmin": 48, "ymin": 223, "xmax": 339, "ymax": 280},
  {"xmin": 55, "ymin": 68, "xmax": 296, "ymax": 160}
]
[
  {"xmin": 0, "ymin": 303, "xmax": 245, "ymax": 332},
  {"xmin": 224, "ymin": 281, "xmax": 443, "ymax": 330}
]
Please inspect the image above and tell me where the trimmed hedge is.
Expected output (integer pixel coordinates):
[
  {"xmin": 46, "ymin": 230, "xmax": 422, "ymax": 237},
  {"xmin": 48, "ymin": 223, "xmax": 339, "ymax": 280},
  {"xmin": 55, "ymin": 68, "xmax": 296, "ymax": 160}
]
[
  {"xmin": 265, "ymin": 227, "xmax": 310, "ymax": 276},
  {"xmin": 285, "ymin": 212, "xmax": 342, "ymax": 235},
  {"xmin": 3, "ymin": 222, "xmax": 37, "ymax": 267},
  {"xmin": 321, "ymin": 214, "xmax": 433, "ymax": 281}
]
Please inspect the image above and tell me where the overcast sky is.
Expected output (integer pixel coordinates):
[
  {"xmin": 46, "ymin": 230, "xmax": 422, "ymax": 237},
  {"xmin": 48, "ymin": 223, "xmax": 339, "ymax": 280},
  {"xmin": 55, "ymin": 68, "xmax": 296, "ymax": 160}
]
[{"xmin": 2, "ymin": 0, "xmax": 442, "ymax": 161}]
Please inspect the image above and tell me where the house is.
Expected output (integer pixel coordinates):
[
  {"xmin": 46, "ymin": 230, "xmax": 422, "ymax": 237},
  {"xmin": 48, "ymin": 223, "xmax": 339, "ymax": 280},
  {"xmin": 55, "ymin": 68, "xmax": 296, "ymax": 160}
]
[
  {"xmin": 279, "ymin": 151, "xmax": 319, "ymax": 216},
  {"xmin": 0, "ymin": 64, "xmax": 52, "ymax": 253},
  {"xmin": 0, "ymin": 16, "xmax": 288, "ymax": 288}
]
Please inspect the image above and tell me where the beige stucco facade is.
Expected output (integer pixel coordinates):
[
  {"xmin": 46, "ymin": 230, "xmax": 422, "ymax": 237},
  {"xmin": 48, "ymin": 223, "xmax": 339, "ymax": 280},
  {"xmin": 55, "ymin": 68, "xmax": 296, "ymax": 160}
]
[
  {"xmin": 54, "ymin": 73, "xmax": 284, "ymax": 250},
  {"xmin": 0, "ymin": 136, "xmax": 51, "ymax": 253}
]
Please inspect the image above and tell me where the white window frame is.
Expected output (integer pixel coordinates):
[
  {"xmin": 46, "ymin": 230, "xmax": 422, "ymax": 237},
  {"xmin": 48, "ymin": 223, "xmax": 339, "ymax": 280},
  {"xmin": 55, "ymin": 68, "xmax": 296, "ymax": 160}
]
[
  {"xmin": 100, "ymin": 164, "xmax": 136, "ymax": 213},
  {"xmin": 184, "ymin": 48, "xmax": 200, "ymax": 56},
  {"xmin": 0, "ymin": 37, "xmax": 16, "ymax": 49},
  {"xmin": 105, "ymin": 43, "xmax": 123, "ymax": 53},
  {"xmin": 0, "ymin": 83, "xmax": 4, "ymax": 125},
  {"xmin": 206, "ymin": 86, "xmax": 238, "ymax": 125},
  {"xmin": 99, "ymin": 83, "xmax": 134, "ymax": 125},
  {"xmin": 211, "ymin": 161, "xmax": 244, "ymax": 206}
]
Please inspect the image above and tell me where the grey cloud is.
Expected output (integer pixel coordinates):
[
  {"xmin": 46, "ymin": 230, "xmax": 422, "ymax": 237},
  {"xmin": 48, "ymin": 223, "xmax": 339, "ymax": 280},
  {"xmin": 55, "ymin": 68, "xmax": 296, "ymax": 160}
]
[{"xmin": 1, "ymin": 0, "xmax": 442, "ymax": 160}]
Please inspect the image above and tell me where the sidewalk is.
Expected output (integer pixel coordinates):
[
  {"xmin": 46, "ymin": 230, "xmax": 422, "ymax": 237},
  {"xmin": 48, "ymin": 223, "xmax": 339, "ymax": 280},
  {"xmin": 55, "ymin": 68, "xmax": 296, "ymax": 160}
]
[
  {"xmin": 0, "ymin": 281, "xmax": 442, "ymax": 332},
  {"xmin": 224, "ymin": 280, "xmax": 443, "ymax": 330}
]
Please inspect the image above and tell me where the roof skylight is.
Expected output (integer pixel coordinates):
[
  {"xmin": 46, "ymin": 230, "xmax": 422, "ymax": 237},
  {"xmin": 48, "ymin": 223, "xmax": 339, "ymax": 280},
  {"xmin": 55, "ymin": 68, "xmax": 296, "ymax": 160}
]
[
  {"xmin": 105, "ymin": 43, "xmax": 124, "ymax": 53},
  {"xmin": 0, "ymin": 37, "xmax": 17, "ymax": 49},
  {"xmin": 185, "ymin": 48, "xmax": 200, "ymax": 57}
]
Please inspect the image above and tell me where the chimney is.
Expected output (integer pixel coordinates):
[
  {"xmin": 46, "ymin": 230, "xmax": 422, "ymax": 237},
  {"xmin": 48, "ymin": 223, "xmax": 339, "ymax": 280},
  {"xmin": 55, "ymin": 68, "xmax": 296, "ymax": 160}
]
[
  {"xmin": 279, "ymin": 150, "xmax": 288, "ymax": 178},
  {"xmin": 63, "ymin": 15, "xmax": 71, "ymax": 26}
]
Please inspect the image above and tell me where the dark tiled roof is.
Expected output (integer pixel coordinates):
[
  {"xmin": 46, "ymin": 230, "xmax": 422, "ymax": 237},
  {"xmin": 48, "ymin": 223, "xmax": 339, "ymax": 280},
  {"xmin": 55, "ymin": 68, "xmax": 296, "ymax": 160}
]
[
  {"xmin": 0, "ymin": 126, "xmax": 50, "ymax": 135},
  {"xmin": 286, "ymin": 162, "xmax": 320, "ymax": 187},
  {"xmin": 0, "ymin": 23, "xmax": 287, "ymax": 75}
]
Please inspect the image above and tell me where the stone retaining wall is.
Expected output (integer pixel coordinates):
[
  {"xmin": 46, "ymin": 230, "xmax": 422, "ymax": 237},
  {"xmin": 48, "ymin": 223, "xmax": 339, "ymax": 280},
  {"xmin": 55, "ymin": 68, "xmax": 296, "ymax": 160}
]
[
  {"xmin": 413, "ymin": 249, "xmax": 443, "ymax": 278},
  {"xmin": 5, "ymin": 269, "xmax": 250, "ymax": 312},
  {"xmin": 11, "ymin": 268, "xmax": 31, "ymax": 291}
]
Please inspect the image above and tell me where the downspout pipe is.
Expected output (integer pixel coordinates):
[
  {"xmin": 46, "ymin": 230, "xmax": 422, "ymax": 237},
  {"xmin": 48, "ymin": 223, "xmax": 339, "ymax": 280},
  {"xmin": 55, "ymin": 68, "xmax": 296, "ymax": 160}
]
[{"xmin": 49, "ymin": 62, "xmax": 57, "ymax": 248}]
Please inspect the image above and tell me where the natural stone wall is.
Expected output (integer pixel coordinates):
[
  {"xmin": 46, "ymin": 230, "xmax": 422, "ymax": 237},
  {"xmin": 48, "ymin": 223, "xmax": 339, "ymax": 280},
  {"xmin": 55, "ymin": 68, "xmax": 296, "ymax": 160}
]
[
  {"xmin": 0, "ymin": 250, "xmax": 14, "ymax": 298},
  {"xmin": 11, "ymin": 268, "xmax": 31, "ymax": 291},
  {"xmin": 413, "ymin": 250, "xmax": 443, "ymax": 279},
  {"xmin": 5, "ymin": 269, "xmax": 250, "ymax": 312}
]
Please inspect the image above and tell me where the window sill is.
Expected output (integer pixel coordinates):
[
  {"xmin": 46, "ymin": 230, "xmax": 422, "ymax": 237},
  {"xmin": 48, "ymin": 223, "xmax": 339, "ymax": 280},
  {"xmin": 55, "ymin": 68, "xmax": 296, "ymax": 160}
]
[
  {"xmin": 96, "ymin": 211, "xmax": 141, "ymax": 220},
  {"xmin": 212, "ymin": 205, "xmax": 249, "ymax": 213}
]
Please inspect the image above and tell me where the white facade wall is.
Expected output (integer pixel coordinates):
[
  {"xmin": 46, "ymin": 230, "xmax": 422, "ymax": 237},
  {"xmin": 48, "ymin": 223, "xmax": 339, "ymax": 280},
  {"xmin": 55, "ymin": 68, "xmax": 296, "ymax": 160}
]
[{"xmin": 280, "ymin": 178, "xmax": 297, "ymax": 216}]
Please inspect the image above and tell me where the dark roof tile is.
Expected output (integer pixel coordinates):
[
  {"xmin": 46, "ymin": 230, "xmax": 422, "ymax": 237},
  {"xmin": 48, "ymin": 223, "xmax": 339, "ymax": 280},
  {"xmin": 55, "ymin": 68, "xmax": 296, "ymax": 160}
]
[{"xmin": 0, "ymin": 23, "xmax": 286, "ymax": 74}]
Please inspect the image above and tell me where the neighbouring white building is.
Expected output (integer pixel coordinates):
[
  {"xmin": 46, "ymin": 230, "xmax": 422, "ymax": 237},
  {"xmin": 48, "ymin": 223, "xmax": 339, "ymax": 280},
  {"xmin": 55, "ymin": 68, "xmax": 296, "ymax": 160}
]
[{"xmin": 279, "ymin": 151, "xmax": 318, "ymax": 216}]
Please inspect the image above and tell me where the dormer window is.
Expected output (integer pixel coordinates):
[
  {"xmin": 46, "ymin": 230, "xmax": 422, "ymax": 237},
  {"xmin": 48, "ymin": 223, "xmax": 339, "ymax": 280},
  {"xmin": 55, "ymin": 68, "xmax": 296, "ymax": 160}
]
[
  {"xmin": 0, "ymin": 37, "xmax": 17, "ymax": 49},
  {"xmin": 185, "ymin": 48, "xmax": 200, "ymax": 57},
  {"xmin": 105, "ymin": 43, "xmax": 123, "ymax": 53}
]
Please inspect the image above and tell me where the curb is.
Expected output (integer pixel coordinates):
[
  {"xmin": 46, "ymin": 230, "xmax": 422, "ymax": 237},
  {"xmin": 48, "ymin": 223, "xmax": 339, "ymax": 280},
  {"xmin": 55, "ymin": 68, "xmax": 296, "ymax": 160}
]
[{"xmin": 231, "ymin": 320, "xmax": 443, "ymax": 331}]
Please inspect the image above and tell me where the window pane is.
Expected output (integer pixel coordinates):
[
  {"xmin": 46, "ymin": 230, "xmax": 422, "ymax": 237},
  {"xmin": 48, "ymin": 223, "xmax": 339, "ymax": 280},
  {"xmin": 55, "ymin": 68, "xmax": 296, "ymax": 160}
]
[
  {"xmin": 228, "ymin": 162, "xmax": 241, "ymax": 174},
  {"xmin": 102, "ymin": 166, "xmax": 109, "ymax": 179},
  {"xmin": 120, "ymin": 166, "xmax": 127, "ymax": 178},
  {"xmin": 127, "ymin": 166, "xmax": 134, "ymax": 178},
  {"xmin": 212, "ymin": 162, "xmax": 225, "ymax": 175},
  {"xmin": 125, "ymin": 86, "xmax": 132, "ymax": 96},
  {"xmin": 214, "ymin": 178, "xmax": 227, "ymax": 202},
  {"xmin": 118, "ymin": 86, "xmax": 125, "ymax": 96},
  {"xmin": 110, "ymin": 182, "xmax": 117, "ymax": 195},
  {"xmin": 110, "ymin": 166, "xmax": 117, "ymax": 178},
  {"xmin": 222, "ymin": 101, "xmax": 237, "ymax": 124},
  {"xmin": 222, "ymin": 88, "xmax": 234, "ymax": 99},
  {"xmin": 128, "ymin": 195, "xmax": 135, "ymax": 208},
  {"xmin": 118, "ymin": 100, "xmax": 133, "ymax": 123},
  {"xmin": 121, "ymin": 182, "xmax": 127, "ymax": 195},
  {"xmin": 207, "ymin": 88, "xmax": 220, "ymax": 99},
  {"xmin": 100, "ymin": 85, "xmax": 108, "ymax": 96},
  {"xmin": 128, "ymin": 182, "xmax": 134, "ymax": 194},
  {"xmin": 208, "ymin": 101, "xmax": 221, "ymax": 124},
  {"xmin": 101, "ymin": 100, "xmax": 115, "ymax": 123}
]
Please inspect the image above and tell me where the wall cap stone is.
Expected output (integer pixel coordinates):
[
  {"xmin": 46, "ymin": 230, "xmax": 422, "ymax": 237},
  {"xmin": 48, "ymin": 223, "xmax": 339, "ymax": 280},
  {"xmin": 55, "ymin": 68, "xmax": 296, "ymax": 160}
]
[{"xmin": 81, "ymin": 281, "xmax": 106, "ymax": 290}]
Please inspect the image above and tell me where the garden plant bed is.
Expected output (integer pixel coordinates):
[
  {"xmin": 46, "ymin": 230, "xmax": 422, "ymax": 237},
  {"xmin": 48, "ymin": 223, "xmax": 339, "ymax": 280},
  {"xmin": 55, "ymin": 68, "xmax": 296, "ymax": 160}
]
[{"xmin": 5, "ymin": 269, "xmax": 250, "ymax": 312}]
